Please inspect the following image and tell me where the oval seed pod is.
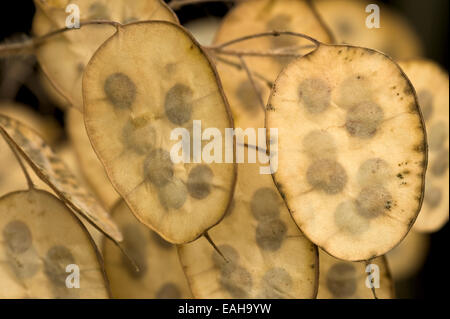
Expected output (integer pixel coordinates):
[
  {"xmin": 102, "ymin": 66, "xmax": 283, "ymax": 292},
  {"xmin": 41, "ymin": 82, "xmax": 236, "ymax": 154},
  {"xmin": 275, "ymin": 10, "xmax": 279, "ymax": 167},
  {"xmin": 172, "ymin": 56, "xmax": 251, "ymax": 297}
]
[
  {"xmin": 317, "ymin": 250, "xmax": 394, "ymax": 299},
  {"xmin": 266, "ymin": 44, "xmax": 427, "ymax": 261},
  {"xmin": 0, "ymin": 189, "xmax": 109, "ymax": 298},
  {"xmin": 178, "ymin": 160, "xmax": 318, "ymax": 299},
  {"xmin": 315, "ymin": 0, "xmax": 423, "ymax": 59},
  {"xmin": 67, "ymin": 109, "xmax": 120, "ymax": 209},
  {"xmin": 32, "ymin": 0, "xmax": 178, "ymax": 109},
  {"xmin": 399, "ymin": 59, "xmax": 449, "ymax": 233},
  {"xmin": 386, "ymin": 230, "xmax": 430, "ymax": 281},
  {"xmin": 0, "ymin": 114, "xmax": 122, "ymax": 243},
  {"xmin": 213, "ymin": 0, "xmax": 331, "ymax": 129},
  {"xmin": 103, "ymin": 200, "xmax": 192, "ymax": 299},
  {"xmin": 83, "ymin": 21, "xmax": 236, "ymax": 244}
]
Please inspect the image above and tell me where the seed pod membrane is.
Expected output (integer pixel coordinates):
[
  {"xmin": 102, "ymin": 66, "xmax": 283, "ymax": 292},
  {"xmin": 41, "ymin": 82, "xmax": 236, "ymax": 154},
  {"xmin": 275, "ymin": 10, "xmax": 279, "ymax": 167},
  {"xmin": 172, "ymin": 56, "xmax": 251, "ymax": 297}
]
[
  {"xmin": 399, "ymin": 59, "xmax": 449, "ymax": 233},
  {"xmin": 32, "ymin": 0, "xmax": 178, "ymax": 109},
  {"xmin": 266, "ymin": 44, "xmax": 427, "ymax": 261},
  {"xmin": 0, "ymin": 102, "xmax": 62, "ymax": 145},
  {"xmin": 0, "ymin": 189, "xmax": 109, "ymax": 298},
  {"xmin": 0, "ymin": 114, "xmax": 122, "ymax": 243},
  {"xmin": 67, "ymin": 109, "xmax": 120, "ymax": 209},
  {"xmin": 317, "ymin": 249, "xmax": 394, "ymax": 299},
  {"xmin": 178, "ymin": 160, "xmax": 318, "ymax": 299},
  {"xmin": 103, "ymin": 200, "xmax": 192, "ymax": 298},
  {"xmin": 214, "ymin": 0, "xmax": 331, "ymax": 129},
  {"xmin": 315, "ymin": 0, "xmax": 423, "ymax": 59},
  {"xmin": 386, "ymin": 230, "xmax": 430, "ymax": 281},
  {"xmin": 83, "ymin": 21, "xmax": 236, "ymax": 244}
]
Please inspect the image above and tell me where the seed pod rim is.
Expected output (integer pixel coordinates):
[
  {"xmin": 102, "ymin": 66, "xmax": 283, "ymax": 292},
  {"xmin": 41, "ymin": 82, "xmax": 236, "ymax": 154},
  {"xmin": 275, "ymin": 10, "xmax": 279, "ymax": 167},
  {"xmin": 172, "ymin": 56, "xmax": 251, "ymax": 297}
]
[
  {"xmin": 82, "ymin": 20, "xmax": 238, "ymax": 244},
  {"xmin": 265, "ymin": 42, "xmax": 428, "ymax": 262}
]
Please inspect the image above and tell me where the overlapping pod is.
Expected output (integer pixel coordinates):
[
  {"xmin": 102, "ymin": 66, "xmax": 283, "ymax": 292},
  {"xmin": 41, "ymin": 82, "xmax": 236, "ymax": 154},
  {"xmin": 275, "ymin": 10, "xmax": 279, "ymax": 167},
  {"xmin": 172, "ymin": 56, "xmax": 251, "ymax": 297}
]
[
  {"xmin": 67, "ymin": 109, "xmax": 120, "ymax": 209},
  {"xmin": 0, "ymin": 103, "xmax": 60, "ymax": 196},
  {"xmin": 213, "ymin": 0, "xmax": 331, "ymax": 130},
  {"xmin": 32, "ymin": 0, "xmax": 178, "ymax": 109},
  {"xmin": 266, "ymin": 43, "xmax": 427, "ymax": 261},
  {"xmin": 103, "ymin": 200, "xmax": 192, "ymax": 299},
  {"xmin": 317, "ymin": 250, "xmax": 394, "ymax": 299},
  {"xmin": 178, "ymin": 160, "xmax": 318, "ymax": 299},
  {"xmin": 83, "ymin": 21, "xmax": 236, "ymax": 244},
  {"xmin": 0, "ymin": 189, "xmax": 109, "ymax": 298},
  {"xmin": 315, "ymin": 0, "xmax": 423, "ymax": 59},
  {"xmin": 0, "ymin": 114, "xmax": 122, "ymax": 243},
  {"xmin": 399, "ymin": 59, "xmax": 449, "ymax": 233}
]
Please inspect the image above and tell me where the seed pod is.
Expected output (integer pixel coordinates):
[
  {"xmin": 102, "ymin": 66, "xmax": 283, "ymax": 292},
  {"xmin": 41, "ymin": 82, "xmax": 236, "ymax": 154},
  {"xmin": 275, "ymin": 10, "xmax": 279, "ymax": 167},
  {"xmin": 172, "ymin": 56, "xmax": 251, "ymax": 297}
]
[
  {"xmin": 0, "ymin": 102, "xmax": 62, "ymax": 145},
  {"xmin": 315, "ymin": 0, "xmax": 423, "ymax": 59},
  {"xmin": 0, "ymin": 114, "xmax": 122, "ymax": 243},
  {"xmin": 178, "ymin": 160, "xmax": 318, "ymax": 299},
  {"xmin": 317, "ymin": 249, "xmax": 394, "ymax": 299},
  {"xmin": 399, "ymin": 59, "xmax": 449, "ymax": 233},
  {"xmin": 386, "ymin": 230, "xmax": 430, "ymax": 281},
  {"xmin": 83, "ymin": 21, "xmax": 236, "ymax": 244},
  {"xmin": 103, "ymin": 200, "xmax": 192, "ymax": 298},
  {"xmin": 213, "ymin": 0, "xmax": 331, "ymax": 129},
  {"xmin": 67, "ymin": 109, "xmax": 120, "ymax": 209},
  {"xmin": 32, "ymin": 0, "xmax": 178, "ymax": 109},
  {"xmin": 0, "ymin": 189, "xmax": 109, "ymax": 298},
  {"xmin": 266, "ymin": 44, "xmax": 427, "ymax": 261}
]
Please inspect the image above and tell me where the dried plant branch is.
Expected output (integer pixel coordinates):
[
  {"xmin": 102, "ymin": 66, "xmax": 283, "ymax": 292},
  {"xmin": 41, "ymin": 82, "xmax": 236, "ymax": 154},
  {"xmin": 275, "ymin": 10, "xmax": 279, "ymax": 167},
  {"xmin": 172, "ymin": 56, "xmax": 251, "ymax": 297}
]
[
  {"xmin": 168, "ymin": 0, "xmax": 245, "ymax": 10},
  {"xmin": 214, "ymin": 55, "xmax": 273, "ymax": 88},
  {"xmin": 209, "ymin": 30, "xmax": 321, "ymax": 50},
  {"xmin": 306, "ymin": 0, "xmax": 337, "ymax": 44},
  {"xmin": 0, "ymin": 20, "xmax": 121, "ymax": 57},
  {"xmin": 238, "ymin": 55, "xmax": 265, "ymax": 111},
  {"xmin": 208, "ymin": 47, "xmax": 309, "ymax": 58}
]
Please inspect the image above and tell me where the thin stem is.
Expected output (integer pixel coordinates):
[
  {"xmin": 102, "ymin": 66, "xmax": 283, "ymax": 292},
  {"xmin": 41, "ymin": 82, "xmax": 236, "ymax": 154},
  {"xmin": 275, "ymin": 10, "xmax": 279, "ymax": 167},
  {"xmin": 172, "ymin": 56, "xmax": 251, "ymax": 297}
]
[
  {"xmin": 1, "ymin": 130, "xmax": 34, "ymax": 190},
  {"xmin": 215, "ymin": 55, "xmax": 272, "ymax": 87},
  {"xmin": 210, "ymin": 31, "xmax": 321, "ymax": 50},
  {"xmin": 0, "ymin": 20, "xmax": 121, "ymax": 57},
  {"xmin": 204, "ymin": 231, "xmax": 229, "ymax": 262},
  {"xmin": 117, "ymin": 242, "xmax": 140, "ymax": 273},
  {"xmin": 306, "ymin": 0, "xmax": 337, "ymax": 44},
  {"xmin": 208, "ymin": 47, "xmax": 310, "ymax": 58},
  {"xmin": 168, "ymin": 0, "xmax": 245, "ymax": 10},
  {"xmin": 238, "ymin": 55, "xmax": 265, "ymax": 111}
]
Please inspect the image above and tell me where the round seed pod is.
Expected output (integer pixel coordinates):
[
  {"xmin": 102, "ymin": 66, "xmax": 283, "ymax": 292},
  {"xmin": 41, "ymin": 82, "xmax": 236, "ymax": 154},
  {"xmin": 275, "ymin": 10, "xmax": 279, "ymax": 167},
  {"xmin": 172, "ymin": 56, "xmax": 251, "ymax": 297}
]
[
  {"xmin": 103, "ymin": 200, "xmax": 192, "ymax": 298},
  {"xmin": 67, "ymin": 109, "xmax": 120, "ymax": 209},
  {"xmin": 386, "ymin": 230, "xmax": 430, "ymax": 281},
  {"xmin": 213, "ymin": 0, "xmax": 331, "ymax": 129},
  {"xmin": 83, "ymin": 21, "xmax": 236, "ymax": 244},
  {"xmin": 0, "ymin": 114, "xmax": 122, "ymax": 243},
  {"xmin": 178, "ymin": 160, "xmax": 318, "ymax": 299},
  {"xmin": 32, "ymin": 0, "xmax": 178, "ymax": 109},
  {"xmin": 317, "ymin": 249, "xmax": 394, "ymax": 299},
  {"xmin": 0, "ymin": 189, "xmax": 109, "ymax": 298},
  {"xmin": 399, "ymin": 59, "xmax": 449, "ymax": 233},
  {"xmin": 266, "ymin": 44, "xmax": 427, "ymax": 261},
  {"xmin": 315, "ymin": 0, "xmax": 423, "ymax": 59}
]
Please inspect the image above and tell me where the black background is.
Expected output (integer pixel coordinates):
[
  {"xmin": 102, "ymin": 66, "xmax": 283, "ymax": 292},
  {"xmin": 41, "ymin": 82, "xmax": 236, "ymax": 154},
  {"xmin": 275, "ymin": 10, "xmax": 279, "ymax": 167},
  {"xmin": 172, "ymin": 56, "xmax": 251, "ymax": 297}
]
[{"xmin": 0, "ymin": 0, "xmax": 448, "ymax": 299}]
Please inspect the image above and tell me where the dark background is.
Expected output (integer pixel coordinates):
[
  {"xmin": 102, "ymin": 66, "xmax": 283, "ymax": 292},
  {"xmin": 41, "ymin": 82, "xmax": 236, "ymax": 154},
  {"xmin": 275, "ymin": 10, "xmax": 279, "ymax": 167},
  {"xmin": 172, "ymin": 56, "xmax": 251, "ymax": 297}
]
[{"xmin": 0, "ymin": 0, "xmax": 448, "ymax": 299}]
